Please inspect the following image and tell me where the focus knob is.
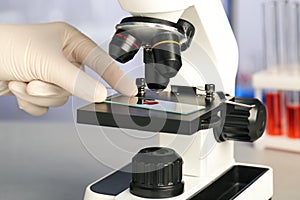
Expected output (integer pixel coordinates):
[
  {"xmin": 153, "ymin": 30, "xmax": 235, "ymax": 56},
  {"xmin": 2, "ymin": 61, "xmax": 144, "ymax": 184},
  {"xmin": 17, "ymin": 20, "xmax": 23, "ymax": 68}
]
[
  {"xmin": 130, "ymin": 147, "xmax": 184, "ymax": 198},
  {"xmin": 220, "ymin": 97, "xmax": 267, "ymax": 142}
]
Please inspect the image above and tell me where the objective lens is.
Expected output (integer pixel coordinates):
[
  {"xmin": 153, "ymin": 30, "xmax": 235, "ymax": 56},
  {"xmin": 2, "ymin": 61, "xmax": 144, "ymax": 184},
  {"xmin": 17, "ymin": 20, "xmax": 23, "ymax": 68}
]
[
  {"xmin": 151, "ymin": 32, "xmax": 182, "ymax": 78},
  {"xmin": 145, "ymin": 63, "xmax": 170, "ymax": 92},
  {"xmin": 144, "ymin": 49, "xmax": 170, "ymax": 92},
  {"xmin": 109, "ymin": 30, "xmax": 141, "ymax": 63}
]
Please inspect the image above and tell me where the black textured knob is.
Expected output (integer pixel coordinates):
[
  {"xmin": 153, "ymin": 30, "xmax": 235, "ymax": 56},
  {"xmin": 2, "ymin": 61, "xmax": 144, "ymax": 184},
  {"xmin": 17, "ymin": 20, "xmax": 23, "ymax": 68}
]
[
  {"xmin": 220, "ymin": 98, "xmax": 266, "ymax": 142},
  {"xmin": 130, "ymin": 147, "xmax": 184, "ymax": 198}
]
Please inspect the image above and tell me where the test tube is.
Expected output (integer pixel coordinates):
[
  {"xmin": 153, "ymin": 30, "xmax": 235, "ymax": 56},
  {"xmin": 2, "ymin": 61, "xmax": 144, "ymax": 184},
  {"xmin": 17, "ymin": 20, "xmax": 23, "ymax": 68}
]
[
  {"xmin": 276, "ymin": 0, "xmax": 288, "ymax": 70},
  {"xmin": 297, "ymin": 2, "xmax": 300, "ymax": 73},
  {"xmin": 286, "ymin": 2, "xmax": 299, "ymax": 73},
  {"xmin": 263, "ymin": 1, "xmax": 285, "ymax": 136},
  {"xmin": 286, "ymin": 92, "xmax": 300, "ymax": 138},
  {"xmin": 263, "ymin": 0, "xmax": 278, "ymax": 71},
  {"xmin": 285, "ymin": 2, "xmax": 300, "ymax": 139}
]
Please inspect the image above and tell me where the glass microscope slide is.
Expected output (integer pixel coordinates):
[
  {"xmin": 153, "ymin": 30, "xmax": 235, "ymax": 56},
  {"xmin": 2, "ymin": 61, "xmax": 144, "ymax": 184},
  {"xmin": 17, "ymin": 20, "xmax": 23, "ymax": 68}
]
[{"xmin": 104, "ymin": 95, "xmax": 205, "ymax": 115}]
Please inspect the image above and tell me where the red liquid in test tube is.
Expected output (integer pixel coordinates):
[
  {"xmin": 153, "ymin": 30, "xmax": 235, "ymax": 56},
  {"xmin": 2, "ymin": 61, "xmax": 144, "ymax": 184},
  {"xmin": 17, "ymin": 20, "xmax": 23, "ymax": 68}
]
[
  {"xmin": 286, "ymin": 104, "xmax": 300, "ymax": 138},
  {"xmin": 265, "ymin": 92, "xmax": 283, "ymax": 136}
]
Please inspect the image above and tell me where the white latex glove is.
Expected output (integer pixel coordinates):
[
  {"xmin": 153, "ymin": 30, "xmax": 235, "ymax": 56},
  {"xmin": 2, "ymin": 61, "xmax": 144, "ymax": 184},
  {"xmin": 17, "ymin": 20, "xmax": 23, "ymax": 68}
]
[{"xmin": 0, "ymin": 22, "xmax": 138, "ymax": 116}]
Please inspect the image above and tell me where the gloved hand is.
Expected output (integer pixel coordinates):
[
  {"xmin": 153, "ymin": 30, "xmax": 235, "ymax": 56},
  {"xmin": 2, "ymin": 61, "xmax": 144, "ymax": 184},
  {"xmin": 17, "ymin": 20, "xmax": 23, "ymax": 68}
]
[{"xmin": 0, "ymin": 22, "xmax": 137, "ymax": 116}]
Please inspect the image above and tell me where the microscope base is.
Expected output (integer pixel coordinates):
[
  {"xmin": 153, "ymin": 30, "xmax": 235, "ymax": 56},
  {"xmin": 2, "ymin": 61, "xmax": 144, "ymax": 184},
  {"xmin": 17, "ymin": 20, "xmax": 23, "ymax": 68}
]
[{"xmin": 83, "ymin": 163, "xmax": 273, "ymax": 200}]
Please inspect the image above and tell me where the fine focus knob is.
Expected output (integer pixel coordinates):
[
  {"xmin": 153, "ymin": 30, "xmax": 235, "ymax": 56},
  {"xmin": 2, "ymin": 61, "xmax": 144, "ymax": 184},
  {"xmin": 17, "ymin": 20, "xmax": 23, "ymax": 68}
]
[
  {"xmin": 130, "ymin": 147, "xmax": 184, "ymax": 198},
  {"xmin": 220, "ymin": 97, "xmax": 267, "ymax": 142}
]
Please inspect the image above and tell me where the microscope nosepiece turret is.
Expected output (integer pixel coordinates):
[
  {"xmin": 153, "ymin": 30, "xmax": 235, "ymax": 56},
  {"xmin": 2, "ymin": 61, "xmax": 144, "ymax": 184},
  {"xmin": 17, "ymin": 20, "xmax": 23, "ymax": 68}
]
[{"xmin": 109, "ymin": 17, "xmax": 195, "ymax": 92}]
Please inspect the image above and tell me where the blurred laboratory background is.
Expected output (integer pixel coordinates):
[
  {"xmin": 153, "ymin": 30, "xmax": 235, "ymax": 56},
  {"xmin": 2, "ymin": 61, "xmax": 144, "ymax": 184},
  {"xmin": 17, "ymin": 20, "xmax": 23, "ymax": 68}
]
[{"xmin": 1, "ymin": 0, "xmax": 300, "ymax": 200}]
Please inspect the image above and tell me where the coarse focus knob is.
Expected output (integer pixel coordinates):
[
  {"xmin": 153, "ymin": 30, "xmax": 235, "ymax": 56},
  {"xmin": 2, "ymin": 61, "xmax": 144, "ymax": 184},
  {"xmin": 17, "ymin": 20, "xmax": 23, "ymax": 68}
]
[
  {"xmin": 220, "ymin": 97, "xmax": 267, "ymax": 142},
  {"xmin": 130, "ymin": 147, "xmax": 184, "ymax": 199}
]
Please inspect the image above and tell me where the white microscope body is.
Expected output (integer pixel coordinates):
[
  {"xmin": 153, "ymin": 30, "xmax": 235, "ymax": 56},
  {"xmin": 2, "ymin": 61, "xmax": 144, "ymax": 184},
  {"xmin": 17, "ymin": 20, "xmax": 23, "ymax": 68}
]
[{"xmin": 82, "ymin": 0, "xmax": 273, "ymax": 199}]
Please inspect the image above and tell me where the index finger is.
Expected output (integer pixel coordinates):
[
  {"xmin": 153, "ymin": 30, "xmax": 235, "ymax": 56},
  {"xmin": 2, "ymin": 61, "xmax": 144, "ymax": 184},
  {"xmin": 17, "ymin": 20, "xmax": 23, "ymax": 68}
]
[{"xmin": 64, "ymin": 26, "xmax": 137, "ymax": 96}]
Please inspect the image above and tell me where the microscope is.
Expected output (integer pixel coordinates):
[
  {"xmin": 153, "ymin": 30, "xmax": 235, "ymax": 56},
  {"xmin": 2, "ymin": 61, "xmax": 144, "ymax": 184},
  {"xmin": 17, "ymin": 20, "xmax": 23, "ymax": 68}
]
[{"xmin": 78, "ymin": 0, "xmax": 273, "ymax": 199}]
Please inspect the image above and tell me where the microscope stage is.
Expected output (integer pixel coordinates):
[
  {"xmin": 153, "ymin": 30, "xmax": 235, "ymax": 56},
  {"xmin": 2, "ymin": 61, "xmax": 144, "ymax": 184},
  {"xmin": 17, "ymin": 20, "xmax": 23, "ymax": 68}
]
[
  {"xmin": 77, "ymin": 91, "xmax": 227, "ymax": 135},
  {"xmin": 104, "ymin": 95, "xmax": 205, "ymax": 115}
]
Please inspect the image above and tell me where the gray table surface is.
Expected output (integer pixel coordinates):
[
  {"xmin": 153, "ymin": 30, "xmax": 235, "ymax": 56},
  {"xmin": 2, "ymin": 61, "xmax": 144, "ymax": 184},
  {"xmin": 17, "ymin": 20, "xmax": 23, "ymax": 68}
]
[{"xmin": 1, "ymin": 121, "xmax": 300, "ymax": 200}]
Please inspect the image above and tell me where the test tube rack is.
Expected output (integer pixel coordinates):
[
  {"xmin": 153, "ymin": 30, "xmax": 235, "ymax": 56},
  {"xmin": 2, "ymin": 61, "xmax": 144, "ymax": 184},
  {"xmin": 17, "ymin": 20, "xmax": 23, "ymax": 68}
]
[{"xmin": 252, "ymin": 70, "xmax": 300, "ymax": 153}]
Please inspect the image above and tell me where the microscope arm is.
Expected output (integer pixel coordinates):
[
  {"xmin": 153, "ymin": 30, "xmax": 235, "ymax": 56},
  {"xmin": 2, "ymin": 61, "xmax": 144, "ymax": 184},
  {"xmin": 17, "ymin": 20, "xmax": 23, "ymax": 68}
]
[{"xmin": 181, "ymin": 0, "xmax": 239, "ymax": 95}]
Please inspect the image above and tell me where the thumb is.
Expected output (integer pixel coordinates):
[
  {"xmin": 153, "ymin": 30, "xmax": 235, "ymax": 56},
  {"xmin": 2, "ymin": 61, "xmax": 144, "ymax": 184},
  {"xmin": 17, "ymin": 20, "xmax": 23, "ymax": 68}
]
[
  {"xmin": 47, "ymin": 57, "xmax": 107, "ymax": 102},
  {"xmin": 0, "ymin": 81, "xmax": 12, "ymax": 96}
]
